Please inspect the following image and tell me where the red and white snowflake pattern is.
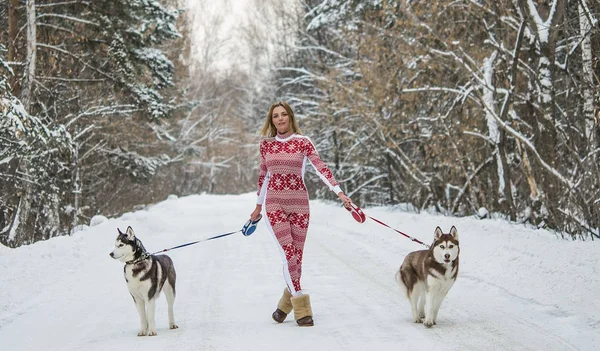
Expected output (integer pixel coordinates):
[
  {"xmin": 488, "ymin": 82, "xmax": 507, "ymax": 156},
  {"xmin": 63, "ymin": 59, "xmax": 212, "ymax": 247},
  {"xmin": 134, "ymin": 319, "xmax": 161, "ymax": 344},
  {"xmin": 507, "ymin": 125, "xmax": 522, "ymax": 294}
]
[{"xmin": 257, "ymin": 134, "xmax": 339, "ymax": 293}]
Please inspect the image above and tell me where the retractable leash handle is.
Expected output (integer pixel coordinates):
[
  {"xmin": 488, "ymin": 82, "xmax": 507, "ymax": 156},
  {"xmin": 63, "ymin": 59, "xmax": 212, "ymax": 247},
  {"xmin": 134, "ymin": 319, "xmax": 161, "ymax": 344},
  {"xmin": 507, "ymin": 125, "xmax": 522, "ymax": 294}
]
[
  {"xmin": 242, "ymin": 214, "xmax": 262, "ymax": 236},
  {"xmin": 345, "ymin": 203, "xmax": 367, "ymax": 223}
]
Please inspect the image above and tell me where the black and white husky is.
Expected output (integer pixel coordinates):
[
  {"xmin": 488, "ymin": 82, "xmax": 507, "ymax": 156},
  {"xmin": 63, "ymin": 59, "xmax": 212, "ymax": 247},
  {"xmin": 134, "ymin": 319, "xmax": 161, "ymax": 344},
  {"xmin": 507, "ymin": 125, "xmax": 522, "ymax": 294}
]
[
  {"xmin": 109, "ymin": 226, "xmax": 178, "ymax": 336},
  {"xmin": 396, "ymin": 226, "xmax": 459, "ymax": 328}
]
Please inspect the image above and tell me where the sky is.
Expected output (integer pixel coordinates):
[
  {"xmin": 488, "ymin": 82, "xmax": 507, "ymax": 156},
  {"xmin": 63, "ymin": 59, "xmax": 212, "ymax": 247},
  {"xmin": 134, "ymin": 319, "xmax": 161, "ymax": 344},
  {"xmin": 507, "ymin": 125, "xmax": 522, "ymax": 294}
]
[
  {"xmin": 1, "ymin": 192, "xmax": 598, "ymax": 351},
  {"xmin": 185, "ymin": 0, "xmax": 261, "ymax": 72},
  {"xmin": 185, "ymin": 0, "xmax": 297, "ymax": 75}
]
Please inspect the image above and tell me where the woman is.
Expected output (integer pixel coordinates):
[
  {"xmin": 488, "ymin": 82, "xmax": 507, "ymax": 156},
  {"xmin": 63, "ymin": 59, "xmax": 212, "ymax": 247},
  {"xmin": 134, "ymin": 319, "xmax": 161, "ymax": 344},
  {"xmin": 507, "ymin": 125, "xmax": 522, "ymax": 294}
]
[{"xmin": 249, "ymin": 101, "xmax": 352, "ymax": 327}]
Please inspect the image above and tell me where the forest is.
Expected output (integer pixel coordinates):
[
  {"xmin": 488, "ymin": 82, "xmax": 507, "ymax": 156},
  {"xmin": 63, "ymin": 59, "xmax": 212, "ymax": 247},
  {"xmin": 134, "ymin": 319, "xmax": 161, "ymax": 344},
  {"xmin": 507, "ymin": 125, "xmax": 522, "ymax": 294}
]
[{"xmin": 1, "ymin": 0, "xmax": 598, "ymax": 247}]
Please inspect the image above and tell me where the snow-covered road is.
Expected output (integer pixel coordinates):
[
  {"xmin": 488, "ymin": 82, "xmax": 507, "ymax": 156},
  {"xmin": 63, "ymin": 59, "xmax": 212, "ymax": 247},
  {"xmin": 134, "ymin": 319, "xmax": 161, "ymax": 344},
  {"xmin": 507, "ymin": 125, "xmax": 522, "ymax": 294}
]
[{"xmin": 1, "ymin": 193, "xmax": 597, "ymax": 350}]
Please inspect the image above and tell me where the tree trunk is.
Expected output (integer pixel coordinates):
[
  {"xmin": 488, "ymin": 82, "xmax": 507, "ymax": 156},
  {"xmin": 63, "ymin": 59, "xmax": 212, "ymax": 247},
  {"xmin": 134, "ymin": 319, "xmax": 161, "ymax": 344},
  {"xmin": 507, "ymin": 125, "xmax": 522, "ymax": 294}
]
[
  {"xmin": 10, "ymin": 0, "xmax": 38, "ymax": 247},
  {"xmin": 498, "ymin": 130, "xmax": 515, "ymax": 220},
  {"xmin": 71, "ymin": 148, "xmax": 81, "ymax": 235},
  {"xmin": 516, "ymin": 139, "xmax": 539, "ymax": 223},
  {"xmin": 579, "ymin": 1, "xmax": 595, "ymax": 139},
  {"xmin": 578, "ymin": 1, "xmax": 599, "ymax": 197},
  {"xmin": 482, "ymin": 52, "xmax": 503, "ymax": 199},
  {"xmin": 21, "ymin": 0, "xmax": 37, "ymax": 111},
  {"xmin": 518, "ymin": 0, "xmax": 565, "ymax": 166},
  {"xmin": 518, "ymin": 0, "xmax": 566, "ymax": 227},
  {"xmin": 8, "ymin": 0, "xmax": 19, "ymax": 90}
]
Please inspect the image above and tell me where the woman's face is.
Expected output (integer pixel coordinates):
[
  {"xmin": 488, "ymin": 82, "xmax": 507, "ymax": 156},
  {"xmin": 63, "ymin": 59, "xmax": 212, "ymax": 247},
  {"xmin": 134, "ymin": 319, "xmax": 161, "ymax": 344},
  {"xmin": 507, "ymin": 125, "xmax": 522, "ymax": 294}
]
[{"xmin": 272, "ymin": 106, "xmax": 290, "ymax": 134}]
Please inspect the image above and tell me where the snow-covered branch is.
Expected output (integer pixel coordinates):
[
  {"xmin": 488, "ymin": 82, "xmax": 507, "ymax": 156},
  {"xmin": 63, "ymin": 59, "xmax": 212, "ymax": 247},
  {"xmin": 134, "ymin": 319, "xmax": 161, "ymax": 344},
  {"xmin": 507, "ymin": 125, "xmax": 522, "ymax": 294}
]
[{"xmin": 37, "ymin": 13, "xmax": 99, "ymax": 26}]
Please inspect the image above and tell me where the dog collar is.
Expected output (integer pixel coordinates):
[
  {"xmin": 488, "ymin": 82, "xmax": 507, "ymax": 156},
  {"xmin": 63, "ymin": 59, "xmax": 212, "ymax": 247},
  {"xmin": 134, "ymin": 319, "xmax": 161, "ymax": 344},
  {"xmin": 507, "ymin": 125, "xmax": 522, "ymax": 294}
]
[{"xmin": 126, "ymin": 253, "xmax": 150, "ymax": 265}]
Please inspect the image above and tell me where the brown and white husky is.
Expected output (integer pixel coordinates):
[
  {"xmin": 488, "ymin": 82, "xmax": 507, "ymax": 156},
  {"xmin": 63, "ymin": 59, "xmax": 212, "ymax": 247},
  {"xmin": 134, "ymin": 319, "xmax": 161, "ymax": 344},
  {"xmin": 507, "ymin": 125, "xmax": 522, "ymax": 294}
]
[{"xmin": 396, "ymin": 226, "xmax": 459, "ymax": 327}]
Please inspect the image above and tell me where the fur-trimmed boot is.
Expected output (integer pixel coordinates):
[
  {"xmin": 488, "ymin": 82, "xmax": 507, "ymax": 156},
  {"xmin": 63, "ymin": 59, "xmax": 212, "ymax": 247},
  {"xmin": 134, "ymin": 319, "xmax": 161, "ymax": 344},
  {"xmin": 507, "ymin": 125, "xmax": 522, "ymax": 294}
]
[
  {"xmin": 291, "ymin": 294, "xmax": 314, "ymax": 327},
  {"xmin": 272, "ymin": 288, "xmax": 293, "ymax": 323}
]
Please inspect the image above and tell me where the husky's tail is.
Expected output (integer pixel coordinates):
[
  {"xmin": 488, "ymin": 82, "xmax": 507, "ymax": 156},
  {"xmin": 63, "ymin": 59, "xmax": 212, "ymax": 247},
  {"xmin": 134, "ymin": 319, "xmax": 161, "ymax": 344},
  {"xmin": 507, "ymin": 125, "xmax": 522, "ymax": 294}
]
[{"xmin": 395, "ymin": 266, "xmax": 408, "ymax": 299}]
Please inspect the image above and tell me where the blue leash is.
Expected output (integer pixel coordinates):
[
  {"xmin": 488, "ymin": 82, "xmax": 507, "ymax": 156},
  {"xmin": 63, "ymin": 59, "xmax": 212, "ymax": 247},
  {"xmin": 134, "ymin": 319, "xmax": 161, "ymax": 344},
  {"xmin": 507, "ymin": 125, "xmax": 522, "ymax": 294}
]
[{"xmin": 148, "ymin": 215, "xmax": 262, "ymax": 255}]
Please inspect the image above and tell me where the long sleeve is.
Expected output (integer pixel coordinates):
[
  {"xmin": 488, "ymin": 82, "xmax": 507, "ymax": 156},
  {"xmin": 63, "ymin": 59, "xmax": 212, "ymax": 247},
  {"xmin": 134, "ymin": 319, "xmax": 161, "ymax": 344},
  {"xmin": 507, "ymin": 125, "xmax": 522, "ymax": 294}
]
[
  {"xmin": 257, "ymin": 141, "xmax": 270, "ymax": 205},
  {"xmin": 304, "ymin": 137, "xmax": 342, "ymax": 194}
]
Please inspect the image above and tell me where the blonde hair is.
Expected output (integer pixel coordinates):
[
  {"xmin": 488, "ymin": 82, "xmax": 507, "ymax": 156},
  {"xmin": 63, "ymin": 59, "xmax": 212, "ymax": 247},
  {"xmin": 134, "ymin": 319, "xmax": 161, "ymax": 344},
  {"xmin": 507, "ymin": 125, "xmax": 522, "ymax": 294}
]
[{"xmin": 260, "ymin": 101, "xmax": 302, "ymax": 137}]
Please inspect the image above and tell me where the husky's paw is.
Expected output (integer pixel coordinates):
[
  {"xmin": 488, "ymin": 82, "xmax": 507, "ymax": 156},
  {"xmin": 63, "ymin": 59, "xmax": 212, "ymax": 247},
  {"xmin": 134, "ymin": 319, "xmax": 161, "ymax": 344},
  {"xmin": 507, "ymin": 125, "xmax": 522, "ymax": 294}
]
[
  {"xmin": 413, "ymin": 318, "xmax": 423, "ymax": 323},
  {"xmin": 418, "ymin": 312, "xmax": 425, "ymax": 319},
  {"xmin": 148, "ymin": 329, "xmax": 157, "ymax": 336},
  {"xmin": 137, "ymin": 330, "xmax": 147, "ymax": 336},
  {"xmin": 423, "ymin": 320, "xmax": 434, "ymax": 328},
  {"xmin": 170, "ymin": 323, "xmax": 179, "ymax": 329}
]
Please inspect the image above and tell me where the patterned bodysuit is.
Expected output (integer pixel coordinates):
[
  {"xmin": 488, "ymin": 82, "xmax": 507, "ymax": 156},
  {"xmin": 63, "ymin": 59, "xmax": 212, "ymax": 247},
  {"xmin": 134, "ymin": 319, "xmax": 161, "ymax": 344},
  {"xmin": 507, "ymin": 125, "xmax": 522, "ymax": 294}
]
[{"xmin": 257, "ymin": 133, "xmax": 341, "ymax": 295}]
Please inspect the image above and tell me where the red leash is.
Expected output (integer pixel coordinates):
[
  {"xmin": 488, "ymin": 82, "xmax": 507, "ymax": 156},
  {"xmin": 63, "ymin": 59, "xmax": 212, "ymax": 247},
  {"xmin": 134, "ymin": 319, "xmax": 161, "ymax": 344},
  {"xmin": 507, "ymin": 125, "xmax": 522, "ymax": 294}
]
[{"xmin": 345, "ymin": 203, "xmax": 430, "ymax": 248}]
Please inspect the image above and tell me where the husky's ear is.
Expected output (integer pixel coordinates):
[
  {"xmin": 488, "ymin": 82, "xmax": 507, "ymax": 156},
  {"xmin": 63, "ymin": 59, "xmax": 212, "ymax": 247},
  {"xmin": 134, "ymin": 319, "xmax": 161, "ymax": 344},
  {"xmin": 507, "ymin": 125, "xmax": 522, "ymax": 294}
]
[
  {"xmin": 434, "ymin": 226, "xmax": 443, "ymax": 240},
  {"xmin": 117, "ymin": 227, "xmax": 124, "ymax": 235},
  {"xmin": 449, "ymin": 226, "xmax": 459, "ymax": 240},
  {"xmin": 125, "ymin": 226, "xmax": 135, "ymax": 241}
]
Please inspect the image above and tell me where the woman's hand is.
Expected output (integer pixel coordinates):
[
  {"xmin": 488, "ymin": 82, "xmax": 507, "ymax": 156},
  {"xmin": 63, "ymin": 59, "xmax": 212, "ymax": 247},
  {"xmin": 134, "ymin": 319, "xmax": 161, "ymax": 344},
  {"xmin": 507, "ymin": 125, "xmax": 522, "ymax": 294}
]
[
  {"xmin": 250, "ymin": 204, "xmax": 262, "ymax": 220},
  {"xmin": 337, "ymin": 192, "xmax": 352, "ymax": 208}
]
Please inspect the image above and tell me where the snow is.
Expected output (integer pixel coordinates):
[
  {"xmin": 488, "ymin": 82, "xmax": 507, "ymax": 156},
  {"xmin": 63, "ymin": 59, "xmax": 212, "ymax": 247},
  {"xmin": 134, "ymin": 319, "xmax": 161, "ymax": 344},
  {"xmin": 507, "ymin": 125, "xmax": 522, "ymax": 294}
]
[
  {"xmin": 481, "ymin": 51, "xmax": 506, "ymax": 195},
  {"xmin": 482, "ymin": 52, "xmax": 499, "ymax": 144},
  {"xmin": 578, "ymin": 0, "xmax": 598, "ymax": 26},
  {"xmin": 0, "ymin": 193, "xmax": 598, "ymax": 350},
  {"xmin": 538, "ymin": 57, "xmax": 553, "ymax": 104},
  {"xmin": 132, "ymin": 48, "xmax": 174, "ymax": 86},
  {"xmin": 6, "ymin": 199, "xmax": 21, "ymax": 242},
  {"xmin": 477, "ymin": 207, "xmax": 489, "ymax": 219},
  {"xmin": 526, "ymin": 0, "xmax": 559, "ymax": 44},
  {"xmin": 90, "ymin": 215, "xmax": 109, "ymax": 226},
  {"xmin": 305, "ymin": 0, "xmax": 382, "ymax": 31}
]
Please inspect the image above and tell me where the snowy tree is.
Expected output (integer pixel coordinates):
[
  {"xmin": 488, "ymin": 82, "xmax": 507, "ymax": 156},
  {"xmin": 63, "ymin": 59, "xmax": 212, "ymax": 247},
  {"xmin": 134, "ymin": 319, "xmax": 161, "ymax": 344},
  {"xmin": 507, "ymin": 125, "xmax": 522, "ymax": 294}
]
[
  {"xmin": 1, "ymin": 45, "xmax": 76, "ymax": 246},
  {"xmin": 0, "ymin": 0, "xmax": 193, "ymax": 246},
  {"xmin": 257, "ymin": 0, "xmax": 599, "ymax": 238},
  {"xmin": 2, "ymin": 0, "xmax": 597, "ymax": 243}
]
